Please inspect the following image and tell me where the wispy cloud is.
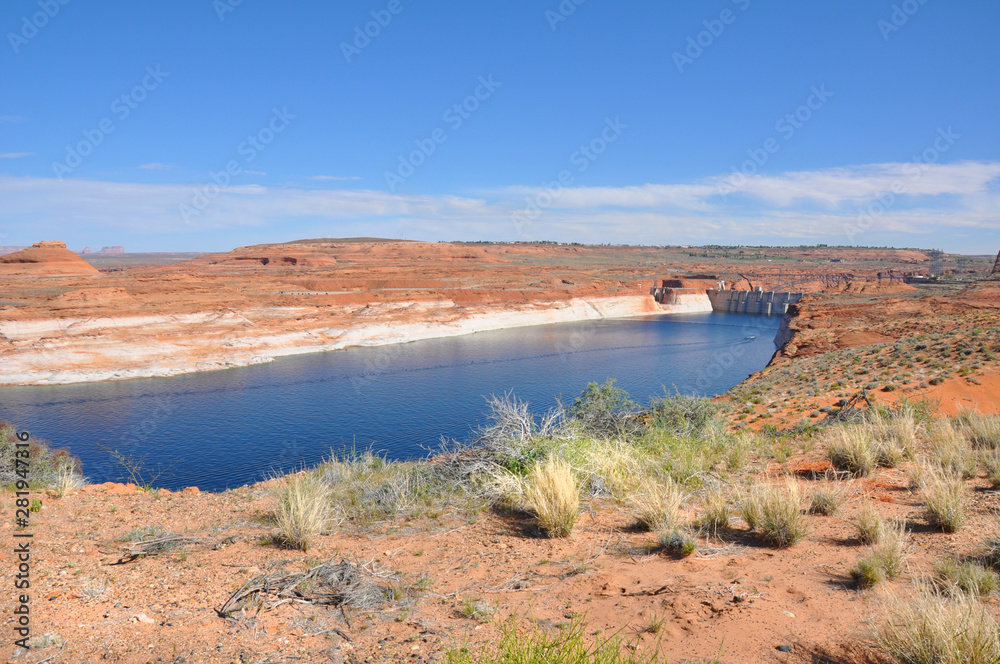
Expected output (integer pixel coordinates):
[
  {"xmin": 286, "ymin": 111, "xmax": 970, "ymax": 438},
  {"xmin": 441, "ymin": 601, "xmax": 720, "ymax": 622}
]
[
  {"xmin": 309, "ymin": 175, "xmax": 362, "ymax": 181},
  {"xmin": 138, "ymin": 162, "xmax": 175, "ymax": 170},
  {"xmin": 0, "ymin": 116, "xmax": 26, "ymax": 124},
  {"xmin": 0, "ymin": 152, "xmax": 33, "ymax": 159},
  {"xmin": 0, "ymin": 160, "xmax": 997, "ymax": 248}
]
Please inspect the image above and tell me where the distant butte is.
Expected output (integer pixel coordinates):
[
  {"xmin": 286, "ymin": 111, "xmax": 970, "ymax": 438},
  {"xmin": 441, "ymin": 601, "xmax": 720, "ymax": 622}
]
[{"xmin": 0, "ymin": 241, "xmax": 100, "ymax": 276}]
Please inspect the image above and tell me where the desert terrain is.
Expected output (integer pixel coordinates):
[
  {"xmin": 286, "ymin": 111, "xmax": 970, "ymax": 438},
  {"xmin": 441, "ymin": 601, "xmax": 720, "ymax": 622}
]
[
  {"xmin": 3, "ymin": 242, "xmax": 1000, "ymax": 663},
  {"xmin": 0, "ymin": 239, "xmax": 988, "ymax": 386}
]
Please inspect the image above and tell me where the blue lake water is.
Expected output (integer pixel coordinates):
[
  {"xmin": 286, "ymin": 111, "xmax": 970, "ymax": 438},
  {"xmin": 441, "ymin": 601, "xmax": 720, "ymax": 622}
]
[{"xmin": 0, "ymin": 313, "xmax": 780, "ymax": 491}]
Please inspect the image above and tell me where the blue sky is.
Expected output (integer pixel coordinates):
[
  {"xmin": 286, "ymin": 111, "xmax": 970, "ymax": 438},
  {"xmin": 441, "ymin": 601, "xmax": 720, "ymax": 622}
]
[{"xmin": 1, "ymin": 0, "xmax": 998, "ymax": 253}]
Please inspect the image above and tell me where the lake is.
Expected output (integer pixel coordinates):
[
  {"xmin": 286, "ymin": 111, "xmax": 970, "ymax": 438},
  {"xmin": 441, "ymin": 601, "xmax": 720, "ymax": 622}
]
[{"xmin": 0, "ymin": 312, "xmax": 780, "ymax": 491}]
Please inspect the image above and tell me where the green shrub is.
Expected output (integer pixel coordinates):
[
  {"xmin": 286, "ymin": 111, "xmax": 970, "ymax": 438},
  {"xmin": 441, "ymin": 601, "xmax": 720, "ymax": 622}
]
[
  {"xmin": 647, "ymin": 392, "xmax": 720, "ymax": 436},
  {"xmin": 568, "ymin": 379, "xmax": 641, "ymax": 438},
  {"xmin": 446, "ymin": 616, "xmax": 659, "ymax": 664},
  {"xmin": 657, "ymin": 530, "xmax": 696, "ymax": 557}
]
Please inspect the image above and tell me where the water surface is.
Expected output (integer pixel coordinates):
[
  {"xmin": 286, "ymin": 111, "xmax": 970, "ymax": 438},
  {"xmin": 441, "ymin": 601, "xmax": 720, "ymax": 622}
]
[{"xmin": 0, "ymin": 313, "xmax": 779, "ymax": 490}]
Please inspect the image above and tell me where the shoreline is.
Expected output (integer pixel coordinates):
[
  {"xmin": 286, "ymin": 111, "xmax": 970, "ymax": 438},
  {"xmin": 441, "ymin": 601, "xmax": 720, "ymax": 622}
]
[{"xmin": 0, "ymin": 293, "xmax": 716, "ymax": 387}]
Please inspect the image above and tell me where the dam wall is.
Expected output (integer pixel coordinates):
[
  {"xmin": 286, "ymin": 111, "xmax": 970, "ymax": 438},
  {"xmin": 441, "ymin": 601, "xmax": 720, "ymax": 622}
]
[
  {"xmin": 706, "ymin": 289, "xmax": 802, "ymax": 316},
  {"xmin": 654, "ymin": 288, "xmax": 713, "ymax": 314}
]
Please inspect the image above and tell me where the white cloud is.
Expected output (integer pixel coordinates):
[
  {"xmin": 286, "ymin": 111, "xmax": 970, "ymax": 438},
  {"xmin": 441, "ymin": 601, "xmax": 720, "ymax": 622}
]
[
  {"xmin": 309, "ymin": 175, "xmax": 362, "ymax": 181},
  {"xmin": 0, "ymin": 160, "xmax": 997, "ymax": 248},
  {"xmin": 0, "ymin": 116, "xmax": 25, "ymax": 124},
  {"xmin": 0, "ymin": 152, "xmax": 33, "ymax": 159}
]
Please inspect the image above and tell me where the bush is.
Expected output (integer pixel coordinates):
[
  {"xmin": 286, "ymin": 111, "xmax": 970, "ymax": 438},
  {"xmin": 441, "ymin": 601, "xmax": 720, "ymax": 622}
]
[
  {"xmin": 657, "ymin": 530, "xmax": 696, "ymax": 557},
  {"xmin": 647, "ymin": 392, "xmax": 719, "ymax": 436},
  {"xmin": 272, "ymin": 472, "xmax": 332, "ymax": 551},
  {"xmin": 523, "ymin": 458, "xmax": 580, "ymax": 538},
  {"xmin": 568, "ymin": 379, "xmax": 641, "ymax": 439},
  {"xmin": 875, "ymin": 585, "xmax": 1000, "ymax": 664},
  {"xmin": 740, "ymin": 481, "xmax": 807, "ymax": 547},
  {"xmin": 0, "ymin": 421, "xmax": 84, "ymax": 491},
  {"xmin": 320, "ymin": 451, "xmax": 444, "ymax": 524}
]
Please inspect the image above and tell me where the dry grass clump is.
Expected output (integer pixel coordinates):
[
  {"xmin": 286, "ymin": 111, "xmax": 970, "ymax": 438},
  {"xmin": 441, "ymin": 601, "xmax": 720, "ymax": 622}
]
[
  {"xmin": 53, "ymin": 459, "xmax": 85, "ymax": 498},
  {"xmin": 272, "ymin": 472, "xmax": 332, "ymax": 551},
  {"xmin": 699, "ymin": 487, "xmax": 732, "ymax": 533},
  {"xmin": 826, "ymin": 413, "xmax": 917, "ymax": 477},
  {"xmin": 916, "ymin": 464, "xmax": 969, "ymax": 533},
  {"xmin": 849, "ymin": 520, "xmax": 908, "ymax": 588},
  {"xmin": 523, "ymin": 457, "xmax": 580, "ymax": 538},
  {"xmin": 982, "ymin": 448, "xmax": 1000, "ymax": 488},
  {"xmin": 739, "ymin": 481, "xmax": 807, "ymax": 547},
  {"xmin": 955, "ymin": 409, "xmax": 1000, "ymax": 449},
  {"xmin": 928, "ymin": 420, "xmax": 978, "ymax": 479},
  {"xmin": 808, "ymin": 481, "xmax": 845, "ymax": 516},
  {"xmin": 933, "ymin": 559, "xmax": 999, "ymax": 597},
  {"xmin": 827, "ymin": 426, "xmax": 876, "ymax": 476},
  {"xmin": 853, "ymin": 503, "xmax": 889, "ymax": 545},
  {"xmin": 875, "ymin": 584, "xmax": 1000, "ymax": 664},
  {"xmin": 628, "ymin": 477, "xmax": 685, "ymax": 533}
]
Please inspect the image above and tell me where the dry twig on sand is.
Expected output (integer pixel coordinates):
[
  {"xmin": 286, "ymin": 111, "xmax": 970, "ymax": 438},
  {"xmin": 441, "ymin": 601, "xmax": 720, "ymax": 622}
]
[
  {"xmin": 217, "ymin": 558, "xmax": 393, "ymax": 621},
  {"xmin": 116, "ymin": 534, "xmax": 231, "ymax": 563}
]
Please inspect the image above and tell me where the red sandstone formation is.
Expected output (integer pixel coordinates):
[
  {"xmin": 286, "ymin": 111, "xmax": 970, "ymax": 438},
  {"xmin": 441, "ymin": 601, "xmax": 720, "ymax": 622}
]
[
  {"xmin": 0, "ymin": 240, "xmax": 990, "ymax": 385},
  {"xmin": 0, "ymin": 240, "xmax": 100, "ymax": 276}
]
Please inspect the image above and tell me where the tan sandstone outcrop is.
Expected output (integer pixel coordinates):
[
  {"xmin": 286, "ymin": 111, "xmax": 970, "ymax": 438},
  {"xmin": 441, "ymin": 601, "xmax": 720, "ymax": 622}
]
[{"xmin": 0, "ymin": 240, "xmax": 100, "ymax": 276}]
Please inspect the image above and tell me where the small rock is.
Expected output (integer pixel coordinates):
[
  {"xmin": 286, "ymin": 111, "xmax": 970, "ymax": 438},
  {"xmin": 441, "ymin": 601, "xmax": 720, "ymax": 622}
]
[
  {"xmin": 782, "ymin": 611, "xmax": 795, "ymax": 618},
  {"xmin": 135, "ymin": 613, "xmax": 155, "ymax": 624},
  {"xmin": 776, "ymin": 645, "xmax": 792, "ymax": 653}
]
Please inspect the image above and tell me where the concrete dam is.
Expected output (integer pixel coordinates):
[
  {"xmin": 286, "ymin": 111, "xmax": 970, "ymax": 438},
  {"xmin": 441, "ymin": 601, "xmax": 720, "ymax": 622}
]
[
  {"xmin": 650, "ymin": 279, "xmax": 802, "ymax": 316},
  {"xmin": 705, "ymin": 289, "xmax": 802, "ymax": 316}
]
